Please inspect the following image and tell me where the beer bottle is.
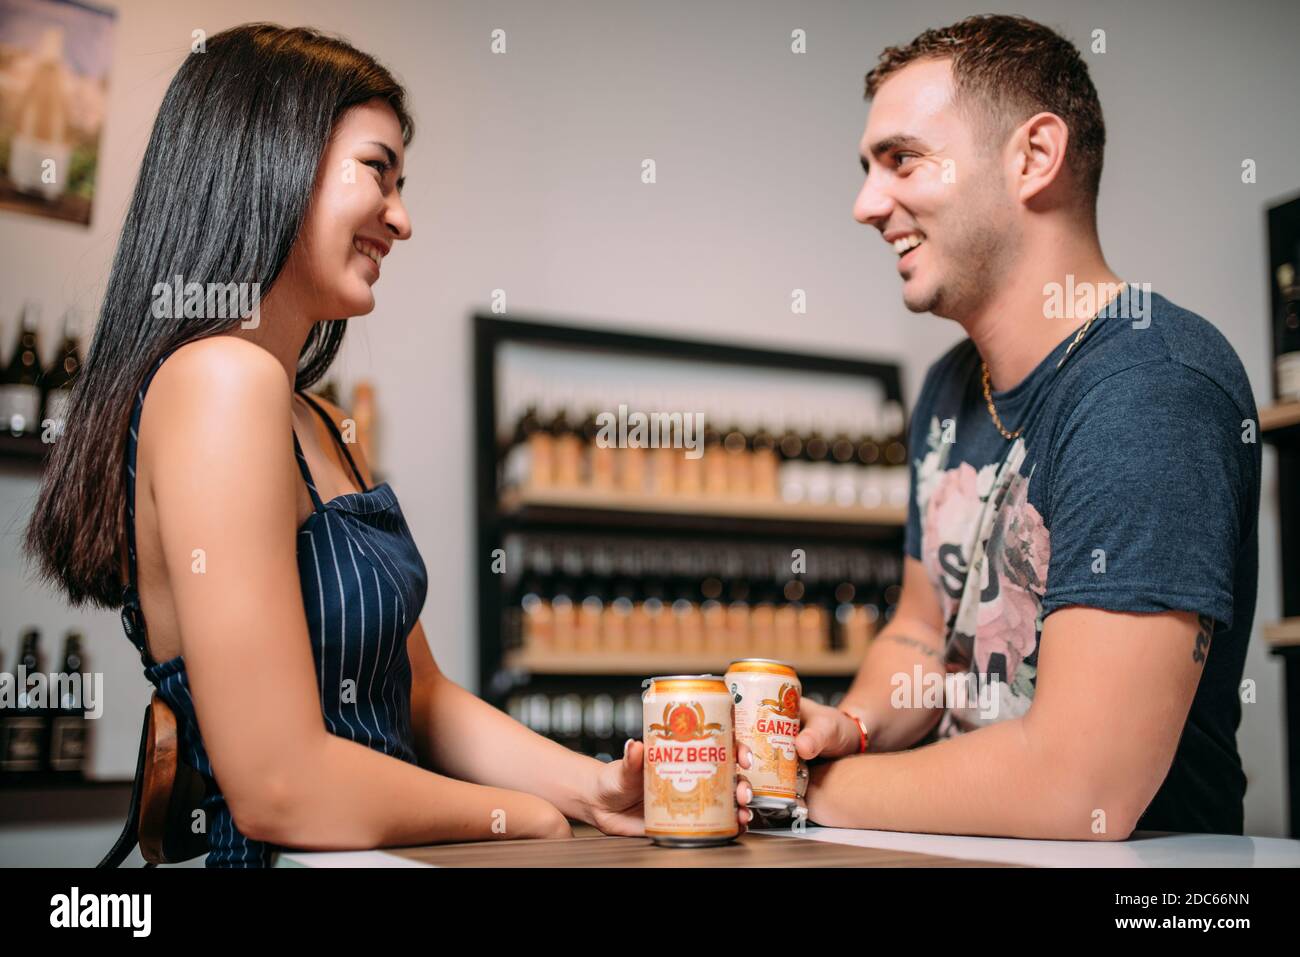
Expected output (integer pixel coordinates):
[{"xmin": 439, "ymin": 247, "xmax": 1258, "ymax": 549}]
[{"xmin": 49, "ymin": 631, "xmax": 87, "ymax": 777}]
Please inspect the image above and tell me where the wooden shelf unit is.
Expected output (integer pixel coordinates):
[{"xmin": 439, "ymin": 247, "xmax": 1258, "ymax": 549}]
[{"xmin": 474, "ymin": 314, "xmax": 907, "ymax": 709}]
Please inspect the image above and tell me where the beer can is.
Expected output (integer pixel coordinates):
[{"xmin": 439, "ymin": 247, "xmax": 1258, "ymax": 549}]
[
  {"xmin": 725, "ymin": 658, "xmax": 801, "ymax": 810},
  {"xmin": 642, "ymin": 675, "xmax": 738, "ymax": 847}
]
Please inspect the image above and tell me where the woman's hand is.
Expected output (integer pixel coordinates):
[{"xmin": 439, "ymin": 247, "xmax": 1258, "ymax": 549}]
[{"xmin": 584, "ymin": 740, "xmax": 754, "ymax": 836}]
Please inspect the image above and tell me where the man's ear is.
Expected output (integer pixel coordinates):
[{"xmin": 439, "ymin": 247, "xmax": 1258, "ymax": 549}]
[{"xmin": 1010, "ymin": 111, "xmax": 1070, "ymax": 205}]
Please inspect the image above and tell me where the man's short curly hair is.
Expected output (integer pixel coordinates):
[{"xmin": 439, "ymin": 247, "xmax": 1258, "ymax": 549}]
[{"xmin": 865, "ymin": 14, "xmax": 1105, "ymax": 207}]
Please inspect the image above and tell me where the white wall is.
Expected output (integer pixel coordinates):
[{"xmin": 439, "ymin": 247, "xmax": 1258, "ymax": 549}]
[{"xmin": 1, "ymin": 0, "xmax": 1295, "ymax": 840}]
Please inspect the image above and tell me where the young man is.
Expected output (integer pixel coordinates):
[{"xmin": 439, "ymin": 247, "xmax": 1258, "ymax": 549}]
[{"xmin": 796, "ymin": 15, "xmax": 1260, "ymax": 839}]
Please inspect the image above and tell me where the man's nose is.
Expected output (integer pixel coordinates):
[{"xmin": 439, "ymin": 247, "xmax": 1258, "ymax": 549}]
[{"xmin": 853, "ymin": 176, "xmax": 893, "ymax": 228}]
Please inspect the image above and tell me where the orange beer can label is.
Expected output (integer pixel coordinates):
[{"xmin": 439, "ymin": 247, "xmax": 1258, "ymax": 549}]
[
  {"xmin": 642, "ymin": 676, "xmax": 737, "ymax": 845},
  {"xmin": 725, "ymin": 659, "xmax": 801, "ymax": 807}
]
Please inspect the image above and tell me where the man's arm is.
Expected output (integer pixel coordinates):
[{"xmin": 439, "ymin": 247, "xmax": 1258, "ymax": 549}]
[
  {"xmin": 797, "ymin": 555, "xmax": 948, "ymax": 758},
  {"xmin": 804, "ymin": 606, "xmax": 1209, "ymax": 840}
]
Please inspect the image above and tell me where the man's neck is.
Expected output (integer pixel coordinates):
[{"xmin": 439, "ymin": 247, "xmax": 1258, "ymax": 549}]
[{"xmin": 962, "ymin": 243, "xmax": 1123, "ymax": 393}]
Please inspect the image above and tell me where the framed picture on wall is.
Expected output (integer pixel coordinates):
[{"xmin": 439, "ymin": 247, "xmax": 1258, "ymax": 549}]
[{"xmin": 0, "ymin": 0, "xmax": 116, "ymax": 227}]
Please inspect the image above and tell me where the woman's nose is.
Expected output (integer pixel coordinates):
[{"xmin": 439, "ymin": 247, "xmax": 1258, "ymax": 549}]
[{"xmin": 384, "ymin": 192, "xmax": 412, "ymax": 241}]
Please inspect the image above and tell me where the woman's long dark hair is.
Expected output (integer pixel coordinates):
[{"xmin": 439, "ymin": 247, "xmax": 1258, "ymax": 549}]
[{"xmin": 24, "ymin": 23, "xmax": 413, "ymax": 609}]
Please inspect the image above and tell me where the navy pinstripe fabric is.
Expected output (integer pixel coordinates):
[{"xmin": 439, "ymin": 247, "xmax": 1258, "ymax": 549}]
[{"xmin": 119, "ymin": 344, "xmax": 428, "ymax": 867}]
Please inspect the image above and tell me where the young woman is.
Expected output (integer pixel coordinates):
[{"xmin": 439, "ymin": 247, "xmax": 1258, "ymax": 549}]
[{"xmin": 25, "ymin": 23, "xmax": 751, "ymax": 867}]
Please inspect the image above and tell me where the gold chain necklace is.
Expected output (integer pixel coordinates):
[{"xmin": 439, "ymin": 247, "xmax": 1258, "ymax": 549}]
[{"xmin": 981, "ymin": 282, "xmax": 1126, "ymax": 441}]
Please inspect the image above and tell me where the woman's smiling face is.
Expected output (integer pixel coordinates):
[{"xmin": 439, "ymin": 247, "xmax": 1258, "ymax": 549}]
[{"xmin": 287, "ymin": 98, "xmax": 412, "ymax": 320}]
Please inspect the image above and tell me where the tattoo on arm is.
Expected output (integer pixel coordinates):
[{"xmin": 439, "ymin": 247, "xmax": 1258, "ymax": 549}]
[
  {"xmin": 1192, "ymin": 614, "xmax": 1214, "ymax": 665},
  {"xmin": 884, "ymin": 634, "xmax": 941, "ymax": 659}
]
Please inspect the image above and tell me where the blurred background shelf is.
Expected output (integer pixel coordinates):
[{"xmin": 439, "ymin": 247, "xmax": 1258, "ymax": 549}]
[
  {"xmin": 1265, "ymin": 618, "xmax": 1300, "ymax": 648},
  {"xmin": 0, "ymin": 432, "xmax": 51, "ymax": 466},
  {"xmin": 503, "ymin": 648, "xmax": 866, "ymax": 677},
  {"xmin": 499, "ymin": 486, "xmax": 907, "ymax": 537},
  {"xmin": 1260, "ymin": 400, "xmax": 1300, "ymax": 440}
]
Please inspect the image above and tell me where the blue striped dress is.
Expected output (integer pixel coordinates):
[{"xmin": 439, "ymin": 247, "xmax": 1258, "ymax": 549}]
[{"xmin": 119, "ymin": 343, "xmax": 429, "ymax": 867}]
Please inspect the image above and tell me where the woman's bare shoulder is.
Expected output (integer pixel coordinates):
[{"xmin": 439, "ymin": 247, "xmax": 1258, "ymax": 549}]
[{"xmin": 142, "ymin": 336, "xmax": 295, "ymax": 471}]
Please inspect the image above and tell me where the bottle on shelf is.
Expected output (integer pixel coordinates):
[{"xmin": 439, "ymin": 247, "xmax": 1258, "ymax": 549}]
[
  {"xmin": 575, "ymin": 548, "xmax": 610, "ymax": 655},
  {"xmin": 803, "ymin": 412, "xmax": 833, "ymax": 506},
  {"xmin": 1276, "ymin": 262, "xmax": 1300, "ymax": 401},
  {"xmin": 724, "ymin": 567, "xmax": 751, "ymax": 656},
  {"xmin": 648, "ymin": 390, "xmax": 679, "ymax": 499},
  {"xmin": 830, "ymin": 413, "xmax": 859, "ymax": 507},
  {"xmin": 549, "ymin": 544, "xmax": 581, "ymax": 652},
  {"xmin": 777, "ymin": 407, "xmax": 807, "ymax": 504},
  {"xmin": 1, "ymin": 302, "xmax": 45, "ymax": 438},
  {"xmin": 721, "ymin": 403, "xmax": 752, "ymax": 500},
  {"xmin": 582, "ymin": 401, "xmax": 616, "ymax": 491},
  {"xmin": 602, "ymin": 548, "xmax": 637, "ymax": 654},
  {"xmin": 855, "ymin": 403, "xmax": 885, "ymax": 508},
  {"xmin": 529, "ymin": 395, "xmax": 558, "ymax": 489},
  {"xmin": 518, "ymin": 542, "xmax": 555, "ymax": 653},
  {"xmin": 0, "ymin": 629, "xmax": 48, "ymax": 776},
  {"xmin": 701, "ymin": 397, "xmax": 728, "ymax": 497},
  {"xmin": 880, "ymin": 400, "xmax": 910, "ymax": 509},
  {"xmin": 551, "ymin": 393, "xmax": 583, "ymax": 488},
  {"xmin": 616, "ymin": 388, "xmax": 647, "ymax": 495},
  {"xmin": 749, "ymin": 415, "xmax": 780, "ymax": 500},
  {"xmin": 582, "ymin": 693, "xmax": 617, "ymax": 761},
  {"xmin": 40, "ymin": 307, "xmax": 82, "ymax": 441},
  {"xmin": 49, "ymin": 631, "xmax": 87, "ymax": 777},
  {"xmin": 774, "ymin": 576, "xmax": 803, "ymax": 658},
  {"xmin": 502, "ymin": 401, "xmax": 542, "ymax": 491},
  {"xmin": 550, "ymin": 693, "xmax": 584, "ymax": 752}
]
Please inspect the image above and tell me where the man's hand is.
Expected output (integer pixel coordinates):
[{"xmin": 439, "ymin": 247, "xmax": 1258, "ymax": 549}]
[{"xmin": 794, "ymin": 697, "xmax": 865, "ymax": 762}]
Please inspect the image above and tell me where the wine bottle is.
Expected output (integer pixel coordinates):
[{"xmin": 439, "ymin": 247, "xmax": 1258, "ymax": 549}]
[
  {"xmin": 830, "ymin": 414, "xmax": 858, "ymax": 507},
  {"xmin": 749, "ymin": 418, "xmax": 779, "ymax": 500},
  {"xmin": 530, "ymin": 396, "xmax": 557, "ymax": 489},
  {"xmin": 49, "ymin": 631, "xmax": 87, "ymax": 776},
  {"xmin": 881, "ymin": 401, "xmax": 910, "ymax": 509},
  {"xmin": 0, "ymin": 629, "xmax": 47, "ymax": 775},
  {"xmin": 803, "ymin": 414, "xmax": 833, "ymax": 505},
  {"xmin": 582, "ymin": 404, "xmax": 615, "ymax": 491},
  {"xmin": 551, "ymin": 398, "xmax": 582, "ymax": 488},
  {"xmin": 1276, "ymin": 262, "xmax": 1300, "ymax": 401},
  {"xmin": 41, "ymin": 308, "xmax": 82, "ymax": 441},
  {"xmin": 722, "ymin": 406, "xmax": 752, "ymax": 500},
  {"xmin": 777, "ymin": 409, "xmax": 807, "ymax": 504},
  {"xmin": 502, "ymin": 402, "xmax": 540, "ymax": 491},
  {"xmin": 0, "ymin": 303, "xmax": 45, "ymax": 437}
]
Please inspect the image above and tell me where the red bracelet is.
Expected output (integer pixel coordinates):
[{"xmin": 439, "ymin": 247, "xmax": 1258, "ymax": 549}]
[{"xmin": 842, "ymin": 710, "xmax": 870, "ymax": 753}]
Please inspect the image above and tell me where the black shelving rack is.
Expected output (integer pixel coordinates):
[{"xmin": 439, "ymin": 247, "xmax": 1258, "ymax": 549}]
[{"xmin": 473, "ymin": 313, "xmax": 908, "ymax": 709}]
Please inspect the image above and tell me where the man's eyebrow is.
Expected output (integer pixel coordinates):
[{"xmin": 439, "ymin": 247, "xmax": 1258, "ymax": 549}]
[{"xmin": 867, "ymin": 134, "xmax": 927, "ymax": 160}]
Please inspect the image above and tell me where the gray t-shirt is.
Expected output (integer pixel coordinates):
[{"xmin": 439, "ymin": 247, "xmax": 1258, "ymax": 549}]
[{"xmin": 904, "ymin": 288, "xmax": 1260, "ymax": 834}]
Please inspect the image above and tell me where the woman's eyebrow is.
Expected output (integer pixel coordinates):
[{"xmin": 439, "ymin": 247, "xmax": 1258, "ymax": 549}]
[
  {"xmin": 365, "ymin": 141, "xmax": 399, "ymax": 167},
  {"xmin": 364, "ymin": 140, "xmax": 405, "ymax": 190}
]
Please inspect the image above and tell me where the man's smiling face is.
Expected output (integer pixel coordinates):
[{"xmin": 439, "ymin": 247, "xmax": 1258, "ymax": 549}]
[{"xmin": 853, "ymin": 58, "xmax": 1018, "ymax": 320}]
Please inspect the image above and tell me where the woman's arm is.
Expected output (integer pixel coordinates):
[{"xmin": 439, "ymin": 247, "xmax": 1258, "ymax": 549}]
[
  {"xmin": 147, "ymin": 338, "xmax": 569, "ymax": 849},
  {"xmin": 406, "ymin": 619, "xmax": 605, "ymax": 825}
]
